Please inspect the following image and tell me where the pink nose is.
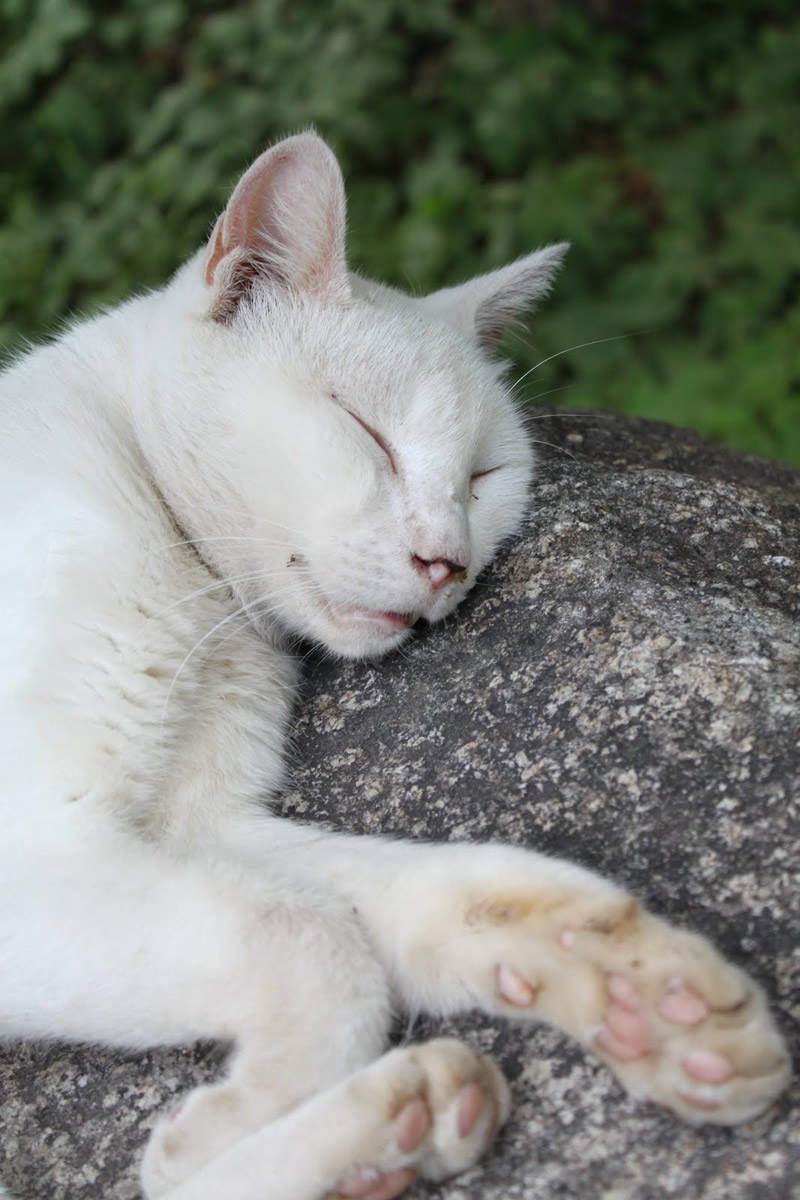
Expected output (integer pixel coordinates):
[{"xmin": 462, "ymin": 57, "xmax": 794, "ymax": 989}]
[{"xmin": 412, "ymin": 555, "xmax": 468, "ymax": 591}]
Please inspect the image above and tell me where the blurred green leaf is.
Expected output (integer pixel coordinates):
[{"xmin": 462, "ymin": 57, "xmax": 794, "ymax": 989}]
[{"xmin": 1, "ymin": 0, "xmax": 799, "ymax": 463}]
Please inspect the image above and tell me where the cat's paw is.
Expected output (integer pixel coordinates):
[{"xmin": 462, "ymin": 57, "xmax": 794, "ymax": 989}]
[
  {"xmin": 142, "ymin": 1039, "xmax": 508, "ymax": 1200},
  {"xmin": 574, "ymin": 916, "xmax": 788, "ymax": 1124},
  {"xmin": 588, "ymin": 960, "xmax": 790, "ymax": 1123},
  {"xmin": 481, "ymin": 892, "xmax": 790, "ymax": 1124},
  {"xmin": 394, "ymin": 849, "xmax": 790, "ymax": 1123},
  {"xmin": 331, "ymin": 1038, "xmax": 510, "ymax": 1200}
]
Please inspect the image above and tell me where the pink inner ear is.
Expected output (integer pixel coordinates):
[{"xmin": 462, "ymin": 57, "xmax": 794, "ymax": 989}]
[
  {"xmin": 204, "ymin": 218, "xmax": 226, "ymax": 286},
  {"xmin": 204, "ymin": 172, "xmax": 266, "ymax": 286},
  {"xmin": 202, "ymin": 135, "xmax": 350, "ymax": 305}
]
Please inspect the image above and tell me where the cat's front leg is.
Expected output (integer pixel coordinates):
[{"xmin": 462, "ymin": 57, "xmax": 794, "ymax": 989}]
[
  {"xmin": 275, "ymin": 837, "xmax": 790, "ymax": 1126},
  {"xmin": 369, "ymin": 843, "xmax": 791, "ymax": 1124},
  {"xmin": 152, "ymin": 1038, "xmax": 509, "ymax": 1200}
]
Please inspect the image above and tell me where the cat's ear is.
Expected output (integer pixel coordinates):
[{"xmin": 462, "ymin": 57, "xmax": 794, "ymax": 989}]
[
  {"xmin": 204, "ymin": 132, "xmax": 350, "ymax": 320},
  {"xmin": 418, "ymin": 244, "xmax": 569, "ymax": 352}
]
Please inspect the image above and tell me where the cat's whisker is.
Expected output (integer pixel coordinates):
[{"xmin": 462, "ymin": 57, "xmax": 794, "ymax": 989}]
[
  {"xmin": 168, "ymin": 503, "xmax": 310, "ymax": 540},
  {"xmin": 528, "ymin": 437, "xmax": 579, "ymax": 463},
  {"xmin": 159, "ymin": 597, "xmax": 268, "ymax": 733},
  {"xmin": 515, "ymin": 384, "xmax": 574, "ymax": 404},
  {"xmin": 193, "ymin": 618, "xmax": 256, "ymax": 667},
  {"xmin": 154, "ymin": 564, "xmax": 316, "ymax": 621},
  {"xmin": 173, "ymin": 587, "xmax": 319, "ymax": 690},
  {"xmin": 152, "ymin": 572, "xmax": 268, "ymax": 619},
  {"xmin": 509, "ymin": 330, "xmax": 647, "ymax": 392},
  {"xmin": 401, "ymin": 1008, "xmax": 420, "ymax": 1045},
  {"xmin": 207, "ymin": 507, "xmax": 318, "ymax": 541},
  {"xmin": 524, "ymin": 410, "xmax": 619, "ymax": 422},
  {"xmin": 154, "ymin": 535, "xmax": 296, "ymax": 555},
  {"xmin": 202, "ymin": 515, "xmax": 311, "ymax": 541},
  {"xmin": 393, "ymin": 642, "xmax": 415, "ymax": 664}
]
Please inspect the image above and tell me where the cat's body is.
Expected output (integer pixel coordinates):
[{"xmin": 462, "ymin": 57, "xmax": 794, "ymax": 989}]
[{"xmin": 0, "ymin": 135, "xmax": 790, "ymax": 1200}]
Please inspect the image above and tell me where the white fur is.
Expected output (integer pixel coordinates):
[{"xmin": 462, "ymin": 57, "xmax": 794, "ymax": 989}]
[{"xmin": 0, "ymin": 134, "xmax": 788, "ymax": 1200}]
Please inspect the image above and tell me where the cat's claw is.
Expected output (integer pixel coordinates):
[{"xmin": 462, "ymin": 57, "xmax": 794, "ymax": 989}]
[{"xmin": 496, "ymin": 962, "xmax": 538, "ymax": 1007}]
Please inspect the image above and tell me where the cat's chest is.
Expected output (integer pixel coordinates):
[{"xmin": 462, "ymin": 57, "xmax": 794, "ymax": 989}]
[{"xmin": 1, "ymin": 504, "xmax": 291, "ymax": 833}]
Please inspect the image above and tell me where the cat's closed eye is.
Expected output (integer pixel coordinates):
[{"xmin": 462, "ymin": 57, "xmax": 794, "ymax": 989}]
[
  {"xmin": 469, "ymin": 465, "xmax": 502, "ymax": 499},
  {"xmin": 344, "ymin": 408, "xmax": 397, "ymax": 475}
]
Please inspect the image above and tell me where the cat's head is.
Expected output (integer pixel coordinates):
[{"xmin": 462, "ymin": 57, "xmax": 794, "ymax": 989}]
[{"xmin": 161, "ymin": 134, "xmax": 566, "ymax": 659}]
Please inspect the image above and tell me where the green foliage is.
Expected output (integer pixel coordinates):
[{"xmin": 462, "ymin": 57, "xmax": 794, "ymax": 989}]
[{"xmin": 1, "ymin": 0, "xmax": 799, "ymax": 464}]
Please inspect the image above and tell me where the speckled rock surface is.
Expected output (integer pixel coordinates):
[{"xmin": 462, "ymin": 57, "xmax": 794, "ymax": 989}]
[{"xmin": 2, "ymin": 411, "xmax": 798, "ymax": 1199}]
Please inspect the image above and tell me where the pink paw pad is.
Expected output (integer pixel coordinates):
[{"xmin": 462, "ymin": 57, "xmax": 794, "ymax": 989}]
[
  {"xmin": 496, "ymin": 963, "xmax": 538, "ymax": 1007},
  {"xmin": 393, "ymin": 1098, "xmax": 431, "ymax": 1153},
  {"xmin": 682, "ymin": 1049, "xmax": 735, "ymax": 1084},
  {"xmin": 336, "ymin": 1166, "xmax": 416, "ymax": 1199},
  {"xmin": 607, "ymin": 973, "xmax": 641, "ymax": 1012},
  {"xmin": 657, "ymin": 977, "xmax": 709, "ymax": 1026},
  {"xmin": 456, "ymin": 1081, "xmax": 485, "ymax": 1138},
  {"xmin": 595, "ymin": 973, "xmax": 650, "ymax": 1062},
  {"xmin": 336, "ymin": 1166, "xmax": 382, "ymax": 1197}
]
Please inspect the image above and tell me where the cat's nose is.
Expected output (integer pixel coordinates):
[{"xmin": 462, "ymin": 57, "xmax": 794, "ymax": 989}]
[{"xmin": 412, "ymin": 555, "xmax": 468, "ymax": 590}]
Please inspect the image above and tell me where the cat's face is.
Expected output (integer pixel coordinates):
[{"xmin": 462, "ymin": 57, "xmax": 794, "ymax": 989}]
[
  {"xmin": 161, "ymin": 134, "xmax": 565, "ymax": 659},
  {"xmin": 193, "ymin": 293, "xmax": 534, "ymax": 658}
]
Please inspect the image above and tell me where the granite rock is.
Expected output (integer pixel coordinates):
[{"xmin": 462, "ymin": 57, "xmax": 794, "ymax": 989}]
[{"xmin": 2, "ymin": 410, "xmax": 798, "ymax": 1200}]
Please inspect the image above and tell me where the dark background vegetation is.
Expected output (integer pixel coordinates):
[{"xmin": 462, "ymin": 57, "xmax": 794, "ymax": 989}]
[{"xmin": 2, "ymin": 0, "xmax": 799, "ymax": 464}]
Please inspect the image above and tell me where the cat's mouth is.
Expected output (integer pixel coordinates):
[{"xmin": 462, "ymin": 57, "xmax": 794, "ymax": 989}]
[{"xmin": 333, "ymin": 607, "xmax": 417, "ymax": 634}]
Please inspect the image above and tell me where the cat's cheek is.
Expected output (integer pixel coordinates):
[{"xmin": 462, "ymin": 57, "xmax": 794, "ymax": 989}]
[{"xmin": 422, "ymin": 581, "xmax": 475, "ymax": 627}]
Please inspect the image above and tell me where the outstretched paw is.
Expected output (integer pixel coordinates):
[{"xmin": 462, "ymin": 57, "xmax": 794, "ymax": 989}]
[
  {"xmin": 330, "ymin": 1039, "xmax": 510, "ymax": 1200},
  {"xmin": 492, "ymin": 897, "xmax": 790, "ymax": 1124},
  {"xmin": 586, "ymin": 940, "xmax": 790, "ymax": 1123}
]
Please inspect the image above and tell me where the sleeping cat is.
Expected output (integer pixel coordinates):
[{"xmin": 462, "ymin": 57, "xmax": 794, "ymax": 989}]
[{"xmin": 0, "ymin": 133, "xmax": 790, "ymax": 1200}]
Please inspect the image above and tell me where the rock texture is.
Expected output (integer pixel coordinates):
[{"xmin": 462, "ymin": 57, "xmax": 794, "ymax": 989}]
[{"xmin": 2, "ymin": 411, "xmax": 798, "ymax": 1200}]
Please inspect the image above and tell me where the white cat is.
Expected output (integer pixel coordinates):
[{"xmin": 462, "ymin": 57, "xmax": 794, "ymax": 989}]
[{"xmin": 0, "ymin": 133, "xmax": 789, "ymax": 1200}]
